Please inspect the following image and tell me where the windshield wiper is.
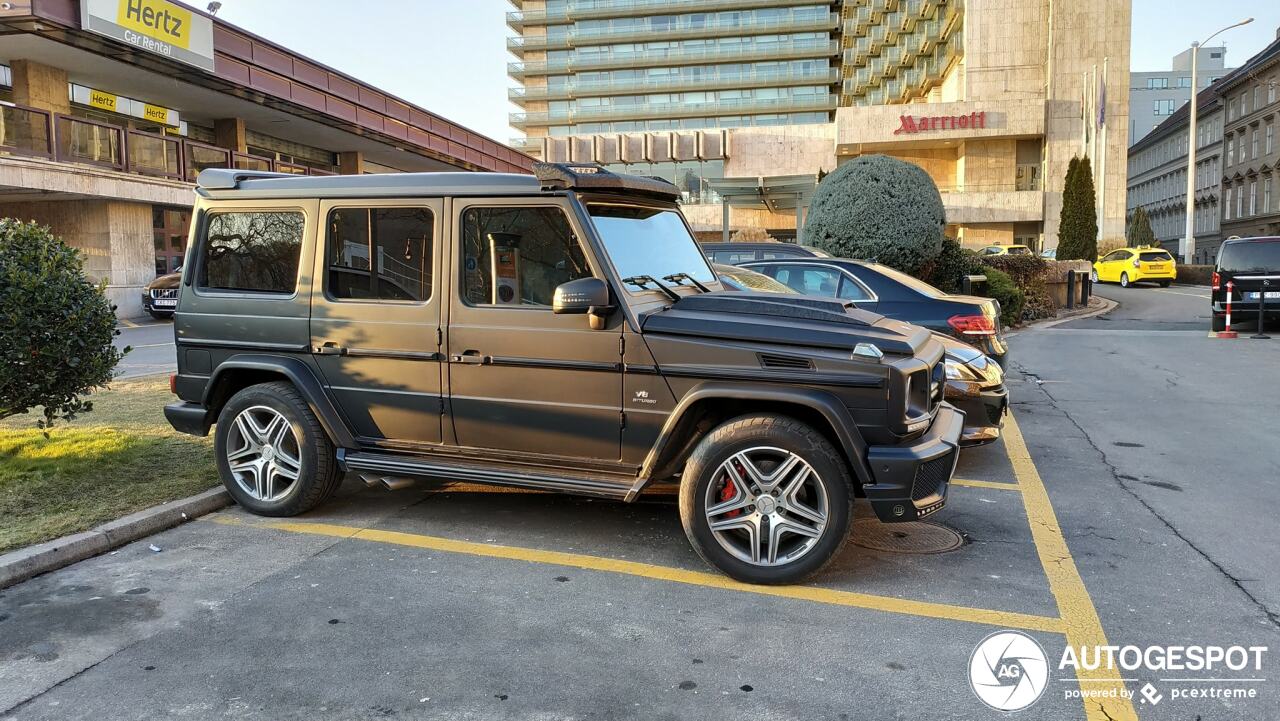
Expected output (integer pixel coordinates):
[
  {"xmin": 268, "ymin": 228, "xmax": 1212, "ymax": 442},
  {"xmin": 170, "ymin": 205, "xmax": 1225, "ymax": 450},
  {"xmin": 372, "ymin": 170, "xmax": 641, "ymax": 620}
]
[
  {"xmin": 622, "ymin": 275, "xmax": 680, "ymax": 302},
  {"xmin": 662, "ymin": 273, "xmax": 711, "ymax": 293}
]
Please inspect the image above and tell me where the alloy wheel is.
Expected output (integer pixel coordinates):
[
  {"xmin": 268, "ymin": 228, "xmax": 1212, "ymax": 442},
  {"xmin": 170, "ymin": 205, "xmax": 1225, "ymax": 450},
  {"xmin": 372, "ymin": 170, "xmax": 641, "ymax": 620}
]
[
  {"xmin": 704, "ymin": 446, "xmax": 829, "ymax": 566},
  {"xmin": 225, "ymin": 405, "xmax": 302, "ymax": 502}
]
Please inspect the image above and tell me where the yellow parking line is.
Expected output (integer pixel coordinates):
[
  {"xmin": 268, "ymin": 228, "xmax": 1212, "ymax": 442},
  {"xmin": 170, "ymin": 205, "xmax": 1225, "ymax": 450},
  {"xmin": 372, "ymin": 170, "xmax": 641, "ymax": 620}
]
[
  {"xmin": 208, "ymin": 514, "xmax": 1064, "ymax": 634},
  {"xmin": 951, "ymin": 478, "xmax": 1021, "ymax": 491},
  {"xmin": 1004, "ymin": 412, "xmax": 1139, "ymax": 721}
]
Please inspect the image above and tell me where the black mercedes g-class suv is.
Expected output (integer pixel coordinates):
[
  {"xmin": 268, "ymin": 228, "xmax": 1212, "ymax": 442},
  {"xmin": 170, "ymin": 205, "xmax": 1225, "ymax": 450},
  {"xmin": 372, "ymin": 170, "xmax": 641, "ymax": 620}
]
[{"xmin": 164, "ymin": 163, "xmax": 963, "ymax": 584}]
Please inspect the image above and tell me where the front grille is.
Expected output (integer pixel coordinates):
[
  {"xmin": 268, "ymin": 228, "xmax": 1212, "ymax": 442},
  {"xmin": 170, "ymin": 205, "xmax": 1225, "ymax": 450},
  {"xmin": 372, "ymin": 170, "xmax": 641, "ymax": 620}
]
[
  {"xmin": 150, "ymin": 288, "xmax": 178, "ymax": 299},
  {"xmin": 758, "ymin": 353, "xmax": 814, "ymax": 370},
  {"xmin": 911, "ymin": 449, "xmax": 955, "ymax": 501}
]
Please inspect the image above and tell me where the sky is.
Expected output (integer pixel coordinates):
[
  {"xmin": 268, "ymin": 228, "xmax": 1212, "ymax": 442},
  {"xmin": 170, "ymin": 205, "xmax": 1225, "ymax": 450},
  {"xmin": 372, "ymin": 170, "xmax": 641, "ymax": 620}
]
[{"xmin": 211, "ymin": 1, "xmax": 1280, "ymax": 144}]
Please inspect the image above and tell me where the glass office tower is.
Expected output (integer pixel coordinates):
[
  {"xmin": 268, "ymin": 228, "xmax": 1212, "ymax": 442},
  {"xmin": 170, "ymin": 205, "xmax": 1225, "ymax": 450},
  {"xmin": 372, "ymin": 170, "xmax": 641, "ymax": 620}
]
[{"xmin": 506, "ymin": 1, "xmax": 843, "ymax": 155}]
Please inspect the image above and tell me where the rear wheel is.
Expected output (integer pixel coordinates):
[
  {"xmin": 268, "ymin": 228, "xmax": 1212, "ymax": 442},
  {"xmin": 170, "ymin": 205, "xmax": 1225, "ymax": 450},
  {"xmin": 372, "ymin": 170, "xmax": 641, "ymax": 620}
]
[
  {"xmin": 679, "ymin": 414, "xmax": 853, "ymax": 585},
  {"xmin": 1120, "ymin": 272, "xmax": 1131, "ymax": 288},
  {"xmin": 214, "ymin": 381, "xmax": 342, "ymax": 517},
  {"xmin": 1159, "ymin": 280, "xmax": 1172, "ymax": 288}
]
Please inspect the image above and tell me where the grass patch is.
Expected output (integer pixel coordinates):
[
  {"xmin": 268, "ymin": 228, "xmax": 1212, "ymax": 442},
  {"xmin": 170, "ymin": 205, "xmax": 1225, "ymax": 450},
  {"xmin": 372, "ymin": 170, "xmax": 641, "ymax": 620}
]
[{"xmin": 0, "ymin": 376, "xmax": 218, "ymax": 553}]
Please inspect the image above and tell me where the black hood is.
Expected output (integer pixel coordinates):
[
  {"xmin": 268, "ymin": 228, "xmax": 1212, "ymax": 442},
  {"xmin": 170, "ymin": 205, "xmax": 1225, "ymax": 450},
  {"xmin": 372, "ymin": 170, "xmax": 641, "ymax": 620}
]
[{"xmin": 641, "ymin": 291, "xmax": 933, "ymax": 356}]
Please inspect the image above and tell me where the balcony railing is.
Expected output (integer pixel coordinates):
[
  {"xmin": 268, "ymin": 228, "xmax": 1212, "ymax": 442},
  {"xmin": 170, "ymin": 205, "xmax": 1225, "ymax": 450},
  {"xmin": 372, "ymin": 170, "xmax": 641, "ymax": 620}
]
[
  {"xmin": 0, "ymin": 103, "xmax": 338, "ymax": 183},
  {"xmin": 507, "ymin": 12, "xmax": 839, "ymax": 55},
  {"xmin": 510, "ymin": 94, "xmax": 838, "ymax": 128},
  {"xmin": 509, "ymin": 67, "xmax": 840, "ymax": 102},
  {"xmin": 507, "ymin": 0, "xmax": 824, "ymax": 28},
  {"xmin": 509, "ymin": 39, "xmax": 839, "ymax": 77}
]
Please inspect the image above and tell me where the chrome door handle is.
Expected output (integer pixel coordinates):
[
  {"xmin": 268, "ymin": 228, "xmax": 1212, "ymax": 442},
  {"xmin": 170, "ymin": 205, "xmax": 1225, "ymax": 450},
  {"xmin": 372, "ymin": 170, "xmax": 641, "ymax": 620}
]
[
  {"xmin": 451, "ymin": 351, "xmax": 488, "ymax": 365},
  {"xmin": 315, "ymin": 343, "xmax": 346, "ymax": 355}
]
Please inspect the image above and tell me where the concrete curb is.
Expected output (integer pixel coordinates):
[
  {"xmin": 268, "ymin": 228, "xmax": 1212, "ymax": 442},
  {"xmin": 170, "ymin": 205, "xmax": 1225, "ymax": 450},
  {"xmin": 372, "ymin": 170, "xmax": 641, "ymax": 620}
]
[
  {"xmin": 0, "ymin": 487, "xmax": 231, "ymax": 590},
  {"xmin": 1007, "ymin": 297, "xmax": 1117, "ymax": 336}
]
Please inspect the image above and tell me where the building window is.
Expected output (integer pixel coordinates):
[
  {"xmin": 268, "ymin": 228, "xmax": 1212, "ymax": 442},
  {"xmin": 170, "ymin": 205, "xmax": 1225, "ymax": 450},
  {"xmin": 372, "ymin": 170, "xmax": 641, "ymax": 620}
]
[
  {"xmin": 1255, "ymin": 86, "xmax": 1263, "ymax": 111},
  {"xmin": 1147, "ymin": 77, "xmax": 1169, "ymax": 90},
  {"xmin": 1227, "ymin": 137, "xmax": 1234, "ymax": 166},
  {"xmin": 1237, "ymin": 184, "xmax": 1245, "ymax": 218},
  {"xmin": 1243, "ymin": 91, "xmax": 1251, "ymax": 116},
  {"xmin": 1210, "ymin": 51, "xmax": 1222, "ymax": 59},
  {"xmin": 1177, "ymin": 76, "xmax": 1192, "ymax": 88},
  {"xmin": 1225, "ymin": 188, "xmax": 1232, "ymax": 220},
  {"xmin": 1153, "ymin": 99, "xmax": 1176, "ymax": 116},
  {"xmin": 1253, "ymin": 129, "xmax": 1260, "ymax": 160},
  {"xmin": 1265, "ymin": 177, "xmax": 1273, "ymax": 214},
  {"xmin": 326, "ymin": 207, "xmax": 434, "ymax": 302},
  {"xmin": 198, "ymin": 212, "xmax": 304, "ymax": 294},
  {"xmin": 1269, "ymin": 80, "xmax": 1277, "ymax": 105},
  {"xmin": 1268, "ymin": 124, "xmax": 1275, "ymax": 155}
]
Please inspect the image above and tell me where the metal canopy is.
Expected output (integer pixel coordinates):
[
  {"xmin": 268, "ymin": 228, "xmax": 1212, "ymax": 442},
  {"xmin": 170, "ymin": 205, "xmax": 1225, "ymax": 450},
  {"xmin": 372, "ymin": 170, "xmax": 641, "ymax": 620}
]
[
  {"xmin": 705, "ymin": 174, "xmax": 818, "ymax": 212},
  {"xmin": 704, "ymin": 174, "xmax": 818, "ymax": 241}
]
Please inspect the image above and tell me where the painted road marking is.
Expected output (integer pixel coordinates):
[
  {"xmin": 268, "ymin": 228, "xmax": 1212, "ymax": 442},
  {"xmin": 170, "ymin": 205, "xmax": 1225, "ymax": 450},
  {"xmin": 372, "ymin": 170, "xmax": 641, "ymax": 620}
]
[
  {"xmin": 1004, "ymin": 412, "xmax": 1138, "ymax": 721},
  {"xmin": 952, "ymin": 478, "xmax": 1020, "ymax": 491},
  {"xmin": 208, "ymin": 514, "xmax": 1065, "ymax": 634},
  {"xmin": 1152, "ymin": 288, "xmax": 1210, "ymax": 299}
]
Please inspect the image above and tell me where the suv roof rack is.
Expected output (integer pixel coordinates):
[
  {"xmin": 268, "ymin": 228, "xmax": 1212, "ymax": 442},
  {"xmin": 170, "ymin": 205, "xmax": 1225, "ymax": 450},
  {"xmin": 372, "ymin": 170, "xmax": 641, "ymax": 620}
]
[
  {"xmin": 196, "ymin": 168, "xmax": 294, "ymax": 190},
  {"xmin": 533, "ymin": 162, "xmax": 679, "ymax": 202}
]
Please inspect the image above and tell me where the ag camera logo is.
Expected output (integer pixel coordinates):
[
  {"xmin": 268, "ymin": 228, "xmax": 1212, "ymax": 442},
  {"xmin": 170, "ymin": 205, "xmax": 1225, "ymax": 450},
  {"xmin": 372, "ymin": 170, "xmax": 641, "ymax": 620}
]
[{"xmin": 969, "ymin": 631, "xmax": 1050, "ymax": 712}]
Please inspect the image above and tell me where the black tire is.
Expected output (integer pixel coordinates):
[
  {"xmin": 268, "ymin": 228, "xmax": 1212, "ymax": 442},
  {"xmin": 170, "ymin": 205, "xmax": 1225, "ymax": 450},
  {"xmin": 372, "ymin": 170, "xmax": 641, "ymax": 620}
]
[
  {"xmin": 1212, "ymin": 313, "xmax": 1226, "ymax": 332},
  {"xmin": 214, "ymin": 381, "xmax": 342, "ymax": 517},
  {"xmin": 1159, "ymin": 280, "xmax": 1172, "ymax": 288},
  {"xmin": 148, "ymin": 311, "xmax": 173, "ymax": 320},
  {"xmin": 1120, "ymin": 272, "xmax": 1130, "ymax": 288},
  {"xmin": 678, "ymin": 414, "xmax": 854, "ymax": 585}
]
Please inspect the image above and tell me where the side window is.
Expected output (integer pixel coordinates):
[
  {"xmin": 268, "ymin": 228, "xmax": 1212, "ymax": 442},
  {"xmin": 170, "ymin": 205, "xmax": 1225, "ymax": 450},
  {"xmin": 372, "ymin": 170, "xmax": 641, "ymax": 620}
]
[
  {"xmin": 198, "ymin": 211, "xmax": 303, "ymax": 294},
  {"xmin": 326, "ymin": 207, "xmax": 433, "ymax": 302},
  {"xmin": 1103, "ymin": 250, "xmax": 1128, "ymax": 262},
  {"xmin": 759, "ymin": 249, "xmax": 799, "ymax": 260},
  {"xmin": 461, "ymin": 205, "xmax": 590, "ymax": 307},
  {"xmin": 712, "ymin": 250, "xmax": 758, "ymax": 264},
  {"xmin": 837, "ymin": 275, "xmax": 872, "ymax": 301},
  {"xmin": 772, "ymin": 265, "xmax": 843, "ymax": 296}
]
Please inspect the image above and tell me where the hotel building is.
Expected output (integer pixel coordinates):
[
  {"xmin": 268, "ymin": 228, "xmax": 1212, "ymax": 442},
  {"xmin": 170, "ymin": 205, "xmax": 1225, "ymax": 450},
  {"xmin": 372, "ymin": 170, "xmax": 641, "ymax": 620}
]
[{"xmin": 507, "ymin": 0, "xmax": 1131, "ymax": 249}]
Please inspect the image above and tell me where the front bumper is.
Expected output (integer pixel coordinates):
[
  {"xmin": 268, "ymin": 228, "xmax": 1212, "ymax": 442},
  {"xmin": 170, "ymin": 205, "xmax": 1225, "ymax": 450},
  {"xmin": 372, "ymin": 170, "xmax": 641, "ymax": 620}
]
[
  {"xmin": 862, "ymin": 404, "xmax": 964, "ymax": 523},
  {"xmin": 946, "ymin": 381, "xmax": 1008, "ymax": 447}
]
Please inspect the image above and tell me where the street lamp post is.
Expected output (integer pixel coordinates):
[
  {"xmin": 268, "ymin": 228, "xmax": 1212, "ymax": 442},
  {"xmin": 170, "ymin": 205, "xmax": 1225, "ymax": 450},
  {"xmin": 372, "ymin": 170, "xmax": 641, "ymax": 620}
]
[{"xmin": 1183, "ymin": 18, "xmax": 1253, "ymax": 265}]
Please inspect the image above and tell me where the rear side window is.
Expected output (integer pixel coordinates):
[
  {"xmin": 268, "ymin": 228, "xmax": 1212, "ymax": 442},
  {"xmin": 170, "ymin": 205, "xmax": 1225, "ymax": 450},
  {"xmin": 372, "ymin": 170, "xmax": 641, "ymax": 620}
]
[
  {"xmin": 1218, "ymin": 241, "xmax": 1280, "ymax": 273},
  {"xmin": 327, "ymin": 207, "xmax": 433, "ymax": 302},
  {"xmin": 712, "ymin": 250, "xmax": 757, "ymax": 264},
  {"xmin": 198, "ymin": 211, "xmax": 303, "ymax": 294}
]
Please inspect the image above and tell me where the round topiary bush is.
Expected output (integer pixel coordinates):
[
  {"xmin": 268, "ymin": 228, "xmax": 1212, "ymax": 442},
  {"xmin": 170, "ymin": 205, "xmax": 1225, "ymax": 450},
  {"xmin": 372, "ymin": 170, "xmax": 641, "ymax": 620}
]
[
  {"xmin": 803, "ymin": 155, "xmax": 946, "ymax": 274},
  {"xmin": 0, "ymin": 219, "xmax": 126, "ymax": 428}
]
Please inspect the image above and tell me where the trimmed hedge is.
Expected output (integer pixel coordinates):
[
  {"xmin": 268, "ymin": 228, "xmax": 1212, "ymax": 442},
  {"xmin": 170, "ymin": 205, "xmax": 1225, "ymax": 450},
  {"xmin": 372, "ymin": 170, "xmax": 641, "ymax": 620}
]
[
  {"xmin": 1176, "ymin": 264, "xmax": 1214, "ymax": 286},
  {"xmin": 804, "ymin": 155, "xmax": 946, "ymax": 274}
]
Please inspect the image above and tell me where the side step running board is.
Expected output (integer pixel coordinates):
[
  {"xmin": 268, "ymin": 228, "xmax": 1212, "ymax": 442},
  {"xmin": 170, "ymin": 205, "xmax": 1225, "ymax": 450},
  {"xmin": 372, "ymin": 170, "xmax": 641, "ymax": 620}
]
[{"xmin": 339, "ymin": 450, "xmax": 635, "ymax": 500}]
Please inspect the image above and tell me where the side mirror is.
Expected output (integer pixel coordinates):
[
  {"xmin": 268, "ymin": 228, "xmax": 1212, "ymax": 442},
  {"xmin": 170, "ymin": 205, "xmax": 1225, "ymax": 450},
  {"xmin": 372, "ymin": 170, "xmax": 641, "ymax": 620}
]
[{"xmin": 553, "ymin": 277, "xmax": 611, "ymax": 315}]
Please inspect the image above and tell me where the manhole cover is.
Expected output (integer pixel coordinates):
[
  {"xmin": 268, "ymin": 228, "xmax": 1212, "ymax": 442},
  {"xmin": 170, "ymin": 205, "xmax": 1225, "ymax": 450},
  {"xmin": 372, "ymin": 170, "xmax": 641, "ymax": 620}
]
[{"xmin": 851, "ymin": 519, "xmax": 964, "ymax": 554}]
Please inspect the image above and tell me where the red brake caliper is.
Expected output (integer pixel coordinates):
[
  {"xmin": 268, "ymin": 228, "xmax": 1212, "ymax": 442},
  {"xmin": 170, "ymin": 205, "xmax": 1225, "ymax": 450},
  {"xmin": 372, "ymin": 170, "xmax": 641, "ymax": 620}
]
[{"xmin": 718, "ymin": 462, "xmax": 744, "ymax": 518}]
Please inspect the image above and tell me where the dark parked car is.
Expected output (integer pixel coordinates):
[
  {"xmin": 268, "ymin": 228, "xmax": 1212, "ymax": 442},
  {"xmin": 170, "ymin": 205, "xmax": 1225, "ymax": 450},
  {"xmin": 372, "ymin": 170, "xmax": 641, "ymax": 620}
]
[
  {"xmin": 717, "ymin": 264, "xmax": 1006, "ymax": 446},
  {"xmin": 164, "ymin": 164, "xmax": 963, "ymax": 585},
  {"xmin": 739, "ymin": 257, "xmax": 1009, "ymax": 365},
  {"xmin": 700, "ymin": 241, "xmax": 829, "ymax": 265},
  {"xmin": 1211, "ymin": 236, "xmax": 1280, "ymax": 332},
  {"xmin": 141, "ymin": 268, "xmax": 181, "ymax": 319}
]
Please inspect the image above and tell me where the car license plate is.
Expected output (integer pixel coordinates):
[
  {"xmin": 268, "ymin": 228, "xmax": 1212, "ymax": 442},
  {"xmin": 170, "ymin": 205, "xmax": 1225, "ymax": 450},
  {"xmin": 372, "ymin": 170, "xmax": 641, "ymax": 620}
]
[
  {"xmin": 1147, "ymin": 264, "xmax": 1164, "ymax": 270},
  {"xmin": 1243, "ymin": 292, "xmax": 1280, "ymax": 300},
  {"xmin": 153, "ymin": 298, "xmax": 177, "ymax": 308}
]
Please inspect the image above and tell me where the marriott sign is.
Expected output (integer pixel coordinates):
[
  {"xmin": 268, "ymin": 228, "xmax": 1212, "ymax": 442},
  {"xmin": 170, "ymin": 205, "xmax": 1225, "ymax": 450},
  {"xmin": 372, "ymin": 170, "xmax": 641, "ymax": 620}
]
[{"xmin": 894, "ymin": 111, "xmax": 987, "ymax": 135}]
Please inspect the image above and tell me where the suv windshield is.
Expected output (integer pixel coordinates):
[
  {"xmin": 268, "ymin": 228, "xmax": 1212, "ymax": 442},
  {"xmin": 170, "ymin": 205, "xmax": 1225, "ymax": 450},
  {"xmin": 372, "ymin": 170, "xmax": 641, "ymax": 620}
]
[
  {"xmin": 588, "ymin": 204, "xmax": 716, "ymax": 287},
  {"xmin": 1218, "ymin": 240, "xmax": 1280, "ymax": 273}
]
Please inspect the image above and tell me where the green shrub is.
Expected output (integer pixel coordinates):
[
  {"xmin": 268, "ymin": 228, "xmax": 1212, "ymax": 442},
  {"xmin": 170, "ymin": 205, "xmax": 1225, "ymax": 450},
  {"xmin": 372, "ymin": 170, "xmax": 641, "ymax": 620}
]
[
  {"xmin": 919, "ymin": 238, "xmax": 984, "ymax": 293},
  {"xmin": 1176, "ymin": 264, "xmax": 1215, "ymax": 286},
  {"xmin": 0, "ymin": 219, "xmax": 126, "ymax": 428},
  {"xmin": 1127, "ymin": 207, "xmax": 1156, "ymax": 248},
  {"xmin": 804, "ymin": 155, "xmax": 946, "ymax": 275},
  {"xmin": 981, "ymin": 267, "xmax": 1025, "ymax": 327}
]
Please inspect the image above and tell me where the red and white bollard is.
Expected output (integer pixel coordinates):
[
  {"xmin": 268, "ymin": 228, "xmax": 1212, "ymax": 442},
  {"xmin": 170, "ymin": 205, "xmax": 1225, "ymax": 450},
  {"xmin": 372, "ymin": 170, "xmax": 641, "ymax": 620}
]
[{"xmin": 1218, "ymin": 280, "xmax": 1239, "ymax": 339}]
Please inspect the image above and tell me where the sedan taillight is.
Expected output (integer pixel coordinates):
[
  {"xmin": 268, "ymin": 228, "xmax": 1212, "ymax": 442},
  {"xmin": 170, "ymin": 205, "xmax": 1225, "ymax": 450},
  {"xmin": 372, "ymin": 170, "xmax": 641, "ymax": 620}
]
[{"xmin": 948, "ymin": 314, "xmax": 997, "ymax": 336}]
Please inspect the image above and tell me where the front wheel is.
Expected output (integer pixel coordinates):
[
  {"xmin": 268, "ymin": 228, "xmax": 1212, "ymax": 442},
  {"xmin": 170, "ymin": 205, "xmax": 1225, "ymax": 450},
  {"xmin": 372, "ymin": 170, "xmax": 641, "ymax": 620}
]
[
  {"xmin": 1120, "ymin": 272, "xmax": 1131, "ymax": 288},
  {"xmin": 679, "ymin": 414, "xmax": 853, "ymax": 585},
  {"xmin": 214, "ymin": 381, "xmax": 342, "ymax": 517}
]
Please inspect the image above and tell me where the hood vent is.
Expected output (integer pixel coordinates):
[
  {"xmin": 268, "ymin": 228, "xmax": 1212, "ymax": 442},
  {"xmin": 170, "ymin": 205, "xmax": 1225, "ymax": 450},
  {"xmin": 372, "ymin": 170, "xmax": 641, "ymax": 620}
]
[{"xmin": 759, "ymin": 353, "xmax": 814, "ymax": 371}]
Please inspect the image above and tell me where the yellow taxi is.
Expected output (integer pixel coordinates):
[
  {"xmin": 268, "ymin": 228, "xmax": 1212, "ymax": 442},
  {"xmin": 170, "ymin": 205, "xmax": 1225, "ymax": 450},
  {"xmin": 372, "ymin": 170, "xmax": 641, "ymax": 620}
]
[
  {"xmin": 1092, "ymin": 246, "xmax": 1177, "ymax": 287},
  {"xmin": 979, "ymin": 244, "xmax": 1033, "ymax": 257}
]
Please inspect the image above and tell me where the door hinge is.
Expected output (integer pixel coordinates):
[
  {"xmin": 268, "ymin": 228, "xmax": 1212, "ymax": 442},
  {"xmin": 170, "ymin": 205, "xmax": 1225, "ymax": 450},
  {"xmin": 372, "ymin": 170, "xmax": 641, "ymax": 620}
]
[
  {"xmin": 618, "ymin": 335, "xmax": 625, "ymax": 356},
  {"xmin": 619, "ymin": 410, "xmax": 626, "ymax": 429},
  {"xmin": 436, "ymin": 327, "xmax": 443, "ymax": 346}
]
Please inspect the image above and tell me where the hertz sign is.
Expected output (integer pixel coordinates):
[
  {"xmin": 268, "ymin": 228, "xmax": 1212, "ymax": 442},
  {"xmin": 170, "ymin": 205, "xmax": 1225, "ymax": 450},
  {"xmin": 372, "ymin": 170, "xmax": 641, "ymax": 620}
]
[{"xmin": 81, "ymin": 0, "xmax": 215, "ymax": 72}]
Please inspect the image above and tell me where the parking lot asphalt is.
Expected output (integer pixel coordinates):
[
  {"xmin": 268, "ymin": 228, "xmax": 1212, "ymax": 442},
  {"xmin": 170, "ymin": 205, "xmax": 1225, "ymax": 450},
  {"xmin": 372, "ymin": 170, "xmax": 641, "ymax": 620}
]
[
  {"xmin": 113, "ymin": 320, "xmax": 176, "ymax": 379},
  {"xmin": 4, "ymin": 286, "xmax": 1278, "ymax": 721}
]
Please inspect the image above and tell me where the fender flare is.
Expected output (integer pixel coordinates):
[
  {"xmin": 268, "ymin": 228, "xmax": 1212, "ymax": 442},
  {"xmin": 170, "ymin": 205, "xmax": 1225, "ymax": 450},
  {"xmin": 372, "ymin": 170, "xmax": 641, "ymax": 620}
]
[
  {"xmin": 628, "ymin": 382, "xmax": 872, "ymax": 500},
  {"xmin": 205, "ymin": 354, "xmax": 357, "ymax": 449}
]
